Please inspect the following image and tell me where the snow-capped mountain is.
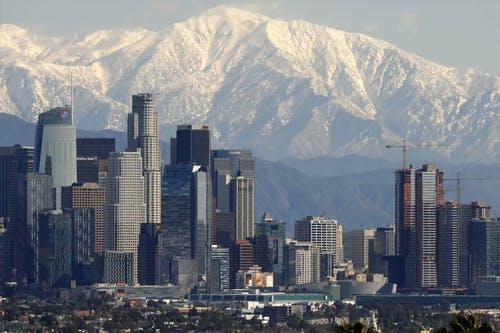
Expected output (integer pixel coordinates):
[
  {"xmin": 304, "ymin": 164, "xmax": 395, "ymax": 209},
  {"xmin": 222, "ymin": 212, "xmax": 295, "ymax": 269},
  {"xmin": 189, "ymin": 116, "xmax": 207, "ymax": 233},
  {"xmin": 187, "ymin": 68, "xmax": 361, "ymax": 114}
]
[{"xmin": 1, "ymin": 7, "xmax": 499, "ymax": 162}]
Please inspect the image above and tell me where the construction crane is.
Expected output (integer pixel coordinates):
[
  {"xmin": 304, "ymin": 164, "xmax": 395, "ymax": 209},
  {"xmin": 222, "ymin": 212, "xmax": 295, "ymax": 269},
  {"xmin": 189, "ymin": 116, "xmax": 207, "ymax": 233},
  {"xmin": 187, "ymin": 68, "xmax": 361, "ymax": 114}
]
[
  {"xmin": 385, "ymin": 139, "xmax": 448, "ymax": 169},
  {"xmin": 443, "ymin": 173, "xmax": 500, "ymax": 207}
]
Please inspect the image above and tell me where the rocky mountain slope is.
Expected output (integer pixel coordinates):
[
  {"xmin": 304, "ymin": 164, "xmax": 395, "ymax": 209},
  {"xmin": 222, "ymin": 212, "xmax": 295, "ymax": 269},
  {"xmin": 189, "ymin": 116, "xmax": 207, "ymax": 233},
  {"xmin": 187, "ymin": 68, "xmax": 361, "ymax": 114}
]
[{"xmin": 0, "ymin": 7, "xmax": 498, "ymax": 162}]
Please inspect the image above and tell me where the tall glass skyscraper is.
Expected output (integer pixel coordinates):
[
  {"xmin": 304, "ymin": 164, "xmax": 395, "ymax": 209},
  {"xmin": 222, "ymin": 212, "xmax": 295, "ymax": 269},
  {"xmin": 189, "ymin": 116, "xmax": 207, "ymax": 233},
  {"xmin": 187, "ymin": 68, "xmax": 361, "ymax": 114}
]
[
  {"xmin": 159, "ymin": 164, "xmax": 211, "ymax": 281},
  {"xmin": 104, "ymin": 151, "xmax": 146, "ymax": 283},
  {"xmin": 34, "ymin": 106, "xmax": 76, "ymax": 209},
  {"xmin": 211, "ymin": 149, "xmax": 255, "ymax": 243},
  {"xmin": 128, "ymin": 94, "xmax": 161, "ymax": 224},
  {"xmin": 174, "ymin": 125, "xmax": 210, "ymax": 168},
  {"xmin": 0, "ymin": 145, "xmax": 34, "ymax": 281},
  {"xmin": 37, "ymin": 210, "xmax": 72, "ymax": 287}
]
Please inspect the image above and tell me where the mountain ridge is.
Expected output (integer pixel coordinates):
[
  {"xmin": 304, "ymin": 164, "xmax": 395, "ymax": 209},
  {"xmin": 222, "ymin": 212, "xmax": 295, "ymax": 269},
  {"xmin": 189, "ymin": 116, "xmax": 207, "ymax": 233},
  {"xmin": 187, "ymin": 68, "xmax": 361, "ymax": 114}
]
[{"xmin": 0, "ymin": 6, "xmax": 498, "ymax": 162}]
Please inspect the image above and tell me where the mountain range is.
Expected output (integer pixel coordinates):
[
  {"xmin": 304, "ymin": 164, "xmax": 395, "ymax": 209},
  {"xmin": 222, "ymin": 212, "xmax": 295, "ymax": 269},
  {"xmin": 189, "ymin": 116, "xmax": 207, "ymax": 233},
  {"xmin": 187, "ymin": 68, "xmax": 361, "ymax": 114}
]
[{"xmin": 0, "ymin": 6, "xmax": 498, "ymax": 162}]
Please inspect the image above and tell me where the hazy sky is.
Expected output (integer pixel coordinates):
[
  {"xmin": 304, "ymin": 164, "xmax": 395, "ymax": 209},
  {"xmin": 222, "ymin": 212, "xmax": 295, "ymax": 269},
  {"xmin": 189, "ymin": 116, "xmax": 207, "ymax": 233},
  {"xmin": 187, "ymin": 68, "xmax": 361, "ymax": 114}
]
[{"xmin": 1, "ymin": 0, "xmax": 499, "ymax": 76}]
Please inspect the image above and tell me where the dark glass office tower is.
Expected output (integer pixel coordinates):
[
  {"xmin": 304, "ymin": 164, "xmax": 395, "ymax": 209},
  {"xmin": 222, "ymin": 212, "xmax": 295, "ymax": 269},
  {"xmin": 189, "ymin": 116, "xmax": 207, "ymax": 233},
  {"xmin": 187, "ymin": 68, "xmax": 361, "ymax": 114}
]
[
  {"xmin": 160, "ymin": 125, "xmax": 212, "ymax": 286},
  {"xmin": 469, "ymin": 218, "xmax": 500, "ymax": 280},
  {"xmin": 160, "ymin": 164, "xmax": 194, "ymax": 281},
  {"xmin": 70, "ymin": 208, "xmax": 95, "ymax": 285},
  {"xmin": 175, "ymin": 125, "xmax": 210, "ymax": 168},
  {"xmin": 76, "ymin": 138, "xmax": 115, "ymax": 160},
  {"xmin": 159, "ymin": 164, "xmax": 211, "ymax": 282},
  {"xmin": 208, "ymin": 245, "xmax": 230, "ymax": 293},
  {"xmin": 138, "ymin": 223, "xmax": 159, "ymax": 285},
  {"xmin": 0, "ymin": 145, "xmax": 34, "ymax": 281},
  {"xmin": 254, "ymin": 212, "xmax": 286, "ymax": 284},
  {"xmin": 19, "ymin": 173, "xmax": 54, "ymax": 284},
  {"xmin": 368, "ymin": 225, "xmax": 395, "ymax": 277},
  {"xmin": 76, "ymin": 138, "xmax": 115, "ymax": 184},
  {"xmin": 37, "ymin": 210, "xmax": 72, "ymax": 287}
]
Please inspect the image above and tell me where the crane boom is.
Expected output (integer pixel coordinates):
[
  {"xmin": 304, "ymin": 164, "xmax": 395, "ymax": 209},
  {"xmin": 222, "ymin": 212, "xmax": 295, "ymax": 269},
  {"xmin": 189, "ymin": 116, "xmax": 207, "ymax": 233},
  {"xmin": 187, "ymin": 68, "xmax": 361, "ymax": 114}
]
[
  {"xmin": 385, "ymin": 139, "xmax": 448, "ymax": 169},
  {"xmin": 443, "ymin": 173, "xmax": 500, "ymax": 207}
]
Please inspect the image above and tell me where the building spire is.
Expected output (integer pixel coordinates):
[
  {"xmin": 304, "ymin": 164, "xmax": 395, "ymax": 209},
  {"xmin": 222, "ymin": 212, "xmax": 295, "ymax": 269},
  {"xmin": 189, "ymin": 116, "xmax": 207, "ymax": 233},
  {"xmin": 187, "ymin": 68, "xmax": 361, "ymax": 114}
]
[{"xmin": 70, "ymin": 71, "xmax": 74, "ymax": 126}]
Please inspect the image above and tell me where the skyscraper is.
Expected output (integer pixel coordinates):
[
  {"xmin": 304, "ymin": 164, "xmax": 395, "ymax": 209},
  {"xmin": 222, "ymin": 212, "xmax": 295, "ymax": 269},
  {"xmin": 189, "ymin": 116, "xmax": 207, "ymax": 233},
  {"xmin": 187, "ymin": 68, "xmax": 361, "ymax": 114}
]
[
  {"xmin": 230, "ymin": 177, "xmax": 254, "ymax": 240},
  {"xmin": 192, "ymin": 167, "xmax": 212, "ymax": 276},
  {"xmin": 352, "ymin": 228, "xmax": 376, "ymax": 272},
  {"xmin": 37, "ymin": 210, "xmax": 72, "ymax": 287},
  {"xmin": 459, "ymin": 201, "xmax": 491, "ymax": 287},
  {"xmin": 415, "ymin": 164, "xmax": 443, "ymax": 288},
  {"xmin": 175, "ymin": 125, "xmax": 210, "ymax": 168},
  {"xmin": 208, "ymin": 245, "xmax": 230, "ymax": 293},
  {"xmin": 129, "ymin": 93, "xmax": 161, "ymax": 224},
  {"xmin": 254, "ymin": 212, "xmax": 286, "ymax": 284},
  {"xmin": 61, "ymin": 182, "xmax": 105, "ymax": 253},
  {"xmin": 283, "ymin": 240, "xmax": 321, "ymax": 285},
  {"xmin": 435, "ymin": 201, "xmax": 492, "ymax": 289},
  {"xmin": 160, "ymin": 164, "xmax": 193, "ymax": 280},
  {"xmin": 211, "ymin": 149, "xmax": 255, "ymax": 244},
  {"xmin": 337, "ymin": 224, "xmax": 344, "ymax": 265},
  {"xmin": 138, "ymin": 223, "xmax": 159, "ymax": 285},
  {"xmin": 295, "ymin": 216, "xmax": 338, "ymax": 279},
  {"xmin": 368, "ymin": 226, "xmax": 395, "ymax": 276},
  {"xmin": 0, "ymin": 145, "xmax": 34, "ymax": 280},
  {"xmin": 76, "ymin": 138, "xmax": 115, "ymax": 160},
  {"xmin": 229, "ymin": 240, "xmax": 253, "ymax": 289},
  {"xmin": 469, "ymin": 218, "xmax": 500, "ymax": 280},
  {"xmin": 394, "ymin": 167, "xmax": 416, "ymax": 287},
  {"xmin": 437, "ymin": 202, "xmax": 459, "ymax": 288},
  {"xmin": 76, "ymin": 138, "xmax": 115, "ymax": 185},
  {"xmin": 34, "ymin": 106, "xmax": 76, "ymax": 209},
  {"xmin": 160, "ymin": 125, "xmax": 212, "ymax": 286},
  {"xmin": 104, "ymin": 151, "xmax": 146, "ymax": 283},
  {"xmin": 394, "ymin": 164, "xmax": 444, "ymax": 289},
  {"xmin": 159, "ymin": 164, "xmax": 212, "ymax": 282},
  {"xmin": 19, "ymin": 172, "xmax": 54, "ymax": 284},
  {"xmin": 70, "ymin": 208, "xmax": 95, "ymax": 285}
]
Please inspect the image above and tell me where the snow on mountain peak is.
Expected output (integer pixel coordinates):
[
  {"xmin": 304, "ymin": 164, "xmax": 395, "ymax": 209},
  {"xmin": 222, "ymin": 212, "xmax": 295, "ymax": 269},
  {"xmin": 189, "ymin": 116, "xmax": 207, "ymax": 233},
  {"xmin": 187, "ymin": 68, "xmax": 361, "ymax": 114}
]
[{"xmin": 0, "ymin": 7, "xmax": 498, "ymax": 162}]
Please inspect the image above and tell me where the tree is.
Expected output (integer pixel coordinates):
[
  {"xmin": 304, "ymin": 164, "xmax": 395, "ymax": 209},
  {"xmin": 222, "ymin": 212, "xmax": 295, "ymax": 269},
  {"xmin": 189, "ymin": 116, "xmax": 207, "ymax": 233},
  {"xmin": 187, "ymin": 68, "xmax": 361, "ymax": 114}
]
[
  {"xmin": 287, "ymin": 313, "xmax": 308, "ymax": 330},
  {"xmin": 334, "ymin": 322, "xmax": 377, "ymax": 333},
  {"xmin": 436, "ymin": 313, "xmax": 496, "ymax": 333}
]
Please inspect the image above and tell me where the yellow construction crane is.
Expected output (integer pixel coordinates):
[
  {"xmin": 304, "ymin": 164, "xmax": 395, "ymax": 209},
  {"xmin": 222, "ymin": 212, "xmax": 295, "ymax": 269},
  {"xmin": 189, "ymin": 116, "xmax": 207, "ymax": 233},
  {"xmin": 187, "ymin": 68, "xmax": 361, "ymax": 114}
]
[
  {"xmin": 443, "ymin": 173, "xmax": 500, "ymax": 207},
  {"xmin": 385, "ymin": 139, "xmax": 448, "ymax": 169}
]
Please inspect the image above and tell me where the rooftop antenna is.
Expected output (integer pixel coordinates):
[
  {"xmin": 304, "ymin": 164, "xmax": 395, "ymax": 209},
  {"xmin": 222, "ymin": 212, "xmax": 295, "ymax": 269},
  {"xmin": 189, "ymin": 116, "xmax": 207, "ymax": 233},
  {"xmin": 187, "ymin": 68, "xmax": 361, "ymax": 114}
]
[{"xmin": 70, "ymin": 71, "xmax": 74, "ymax": 125}]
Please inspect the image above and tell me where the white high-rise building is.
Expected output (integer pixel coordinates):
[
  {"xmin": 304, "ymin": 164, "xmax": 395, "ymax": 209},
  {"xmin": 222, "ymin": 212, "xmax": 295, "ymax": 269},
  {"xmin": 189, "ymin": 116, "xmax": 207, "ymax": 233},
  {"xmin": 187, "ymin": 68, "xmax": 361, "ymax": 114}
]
[
  {"xmin": 415, "ymin": 164, "xmax": 443, "ymax": 289},
  {"xmin": 34, "ymin": 106, "xmax": 76, "ymax": 209},
  {"xmin": 128, "ymin": 93, "xmax": 161, "ymax": 224},
  {"xmin": 231, "ymin": 177, "xmax": 254, "ymax": 240},
  {"xmin": 285, "ymin": 240, "xmax": 321, "ymax": 285},
  {"xmin": 104, "ymin": 151, "xmax": 146, "ymax": 283},
  {"xmin": 295, "ymin": 216, "xmax": 338, "ymax": 278}
]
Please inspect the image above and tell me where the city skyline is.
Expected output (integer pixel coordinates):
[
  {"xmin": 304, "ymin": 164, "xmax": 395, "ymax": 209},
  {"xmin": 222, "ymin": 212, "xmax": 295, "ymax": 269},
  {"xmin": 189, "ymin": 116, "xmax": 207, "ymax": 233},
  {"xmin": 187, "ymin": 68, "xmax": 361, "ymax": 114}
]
[{"xmin": 0, "ymin": 2, "xmax": 499, "ymax": 329}]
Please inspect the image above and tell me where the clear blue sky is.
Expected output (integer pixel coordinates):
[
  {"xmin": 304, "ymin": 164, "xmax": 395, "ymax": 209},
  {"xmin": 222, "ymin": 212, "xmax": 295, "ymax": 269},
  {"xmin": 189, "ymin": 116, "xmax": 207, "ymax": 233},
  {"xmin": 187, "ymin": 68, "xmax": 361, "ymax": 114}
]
[{"xmin": 2, "ymin": 0, "xmax": 499, "ymax": 76}]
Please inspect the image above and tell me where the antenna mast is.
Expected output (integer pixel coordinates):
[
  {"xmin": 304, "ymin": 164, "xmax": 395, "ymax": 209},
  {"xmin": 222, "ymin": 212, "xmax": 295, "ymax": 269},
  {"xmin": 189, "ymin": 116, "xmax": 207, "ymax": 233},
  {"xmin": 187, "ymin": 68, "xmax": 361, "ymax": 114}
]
[{"xmin": 70, "ymin": 71, "xmax": 74, "ymax": 125}]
